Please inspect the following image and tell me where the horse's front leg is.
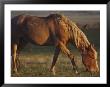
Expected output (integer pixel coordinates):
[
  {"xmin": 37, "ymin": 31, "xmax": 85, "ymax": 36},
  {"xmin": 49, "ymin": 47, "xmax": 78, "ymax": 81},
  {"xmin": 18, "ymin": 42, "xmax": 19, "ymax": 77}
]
[
  {"xmin": 58, "ymin": 41, "xmax": 78, "ymax": 74},
  {"xmin": 50, "ymin": 47, "xmax": 60, "ymax": 75}
]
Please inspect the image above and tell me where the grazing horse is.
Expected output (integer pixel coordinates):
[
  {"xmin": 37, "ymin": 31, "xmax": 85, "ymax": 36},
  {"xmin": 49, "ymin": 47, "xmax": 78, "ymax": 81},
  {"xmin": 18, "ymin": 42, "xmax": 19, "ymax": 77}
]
[{"xmin": 11, "ymin": 14, "xmax": 99, "ymax": 75}]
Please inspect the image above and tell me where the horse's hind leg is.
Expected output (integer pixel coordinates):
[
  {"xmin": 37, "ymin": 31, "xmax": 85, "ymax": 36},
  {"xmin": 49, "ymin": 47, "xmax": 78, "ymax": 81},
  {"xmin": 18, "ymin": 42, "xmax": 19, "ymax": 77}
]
[
  {"xmin": 16, "ymin": 38, "xmax": 28, "ymax": 70},
  {"xmin": 50, "ymin": 47, "xmax": 60, "ymax": 75},
  {"xmin": 12, "ymin": 43, "xmax": 18, "ymax": 73},
  {"xmin": 58, "ymin": 41, "xmax": 78, "ymax": 74}
]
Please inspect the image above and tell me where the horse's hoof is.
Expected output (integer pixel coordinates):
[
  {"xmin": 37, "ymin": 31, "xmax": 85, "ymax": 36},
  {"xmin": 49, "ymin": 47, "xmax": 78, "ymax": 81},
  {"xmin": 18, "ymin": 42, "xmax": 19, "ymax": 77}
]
[
  {"xmin": 53, "ymin": 71, "xmax": 56, "ymax": 76},
  {"xmin": 13, "ymin": 68, "xmax": 18, "ymax": 73},
  {"xmin": 75, "ymin": 70, "xmax": 79, "ymax": 75},
  {"xmin": 49, "ymin": 68, "xmax": 56, "ymax": 76}
]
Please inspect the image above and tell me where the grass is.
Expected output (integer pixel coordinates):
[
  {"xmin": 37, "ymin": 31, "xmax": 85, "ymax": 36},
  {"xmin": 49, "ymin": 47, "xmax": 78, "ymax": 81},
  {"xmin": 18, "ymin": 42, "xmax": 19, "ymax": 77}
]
[{"xmin": 11, "ymin": 45, "xmax": 100, "ymax": 77}]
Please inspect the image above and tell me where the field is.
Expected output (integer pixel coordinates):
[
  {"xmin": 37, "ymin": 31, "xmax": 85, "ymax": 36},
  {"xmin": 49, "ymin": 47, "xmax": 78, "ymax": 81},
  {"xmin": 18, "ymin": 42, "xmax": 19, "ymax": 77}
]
[{"xmin": 11, "ymin": 29, "xmax": 100, "ymax": 77}]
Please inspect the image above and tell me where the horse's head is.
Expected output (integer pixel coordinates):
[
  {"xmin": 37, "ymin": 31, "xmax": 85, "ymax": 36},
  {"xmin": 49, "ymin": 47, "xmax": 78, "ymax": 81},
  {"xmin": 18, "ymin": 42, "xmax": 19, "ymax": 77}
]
[{"xmin": 81, "ymin": 44, "xmax": 99, "ymax": 73}]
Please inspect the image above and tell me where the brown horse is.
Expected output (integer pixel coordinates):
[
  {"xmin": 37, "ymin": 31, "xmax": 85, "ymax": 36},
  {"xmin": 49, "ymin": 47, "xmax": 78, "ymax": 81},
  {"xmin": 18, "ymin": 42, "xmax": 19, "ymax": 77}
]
[{"xmin": 11, "ymin": 13, "xmax": 99, "ymax": 75}]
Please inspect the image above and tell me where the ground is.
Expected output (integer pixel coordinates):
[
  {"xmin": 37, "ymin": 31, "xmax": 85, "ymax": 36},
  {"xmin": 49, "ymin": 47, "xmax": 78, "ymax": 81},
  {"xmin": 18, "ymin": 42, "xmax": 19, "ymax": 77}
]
[{"xmin": 11, "ymin": 44, "xmax": 100, "ymax": 77}]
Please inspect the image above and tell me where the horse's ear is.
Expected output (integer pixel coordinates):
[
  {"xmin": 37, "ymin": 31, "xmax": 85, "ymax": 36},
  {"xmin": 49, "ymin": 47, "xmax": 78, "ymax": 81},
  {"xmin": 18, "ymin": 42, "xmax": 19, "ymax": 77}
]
[
  {"xmin": 89, "ymin": 43, "xmax": 95, "ymax": 50},
  {"xmin": 89, "ymin": 43, "xmax": 92, "ymax": 48},
  {"xmin": 87, "ymin": 44, "xmax": 92, "ymax": 50},
  {"xmin": 90, "ymin": 43, "xmax": 95, "ymax": 48}
]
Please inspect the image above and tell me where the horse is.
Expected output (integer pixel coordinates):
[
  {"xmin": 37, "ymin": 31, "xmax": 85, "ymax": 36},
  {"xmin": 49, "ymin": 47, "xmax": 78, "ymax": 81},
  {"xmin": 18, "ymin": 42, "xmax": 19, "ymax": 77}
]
[{"xmin": 11, "ymin": 13, "xmax": 99, "ymax": 75}]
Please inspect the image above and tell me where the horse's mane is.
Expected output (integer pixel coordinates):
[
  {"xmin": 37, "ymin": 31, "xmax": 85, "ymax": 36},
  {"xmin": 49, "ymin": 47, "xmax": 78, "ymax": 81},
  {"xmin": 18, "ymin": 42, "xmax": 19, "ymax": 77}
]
[
  {"xmin": 53, "ymin": 14, "xmax": 90, "ymax": 51},
  {"xmin": 69, "ymin": 20, "xmax": 90, "ymax": 50}
]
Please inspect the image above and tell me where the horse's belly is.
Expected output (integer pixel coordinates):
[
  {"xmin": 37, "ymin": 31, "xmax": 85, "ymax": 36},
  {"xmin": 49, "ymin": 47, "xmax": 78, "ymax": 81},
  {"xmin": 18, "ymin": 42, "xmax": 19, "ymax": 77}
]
[
  {"xmin": 34, "ymin": 36, "xmax": 51, "ymax": 45},
  {"xmin": 29, "ymin": 36, "xmax": 54, "ymax": 46},
  {"xmin": 25, "ymin": 29, "xmax": 53, "ymax": 46}
]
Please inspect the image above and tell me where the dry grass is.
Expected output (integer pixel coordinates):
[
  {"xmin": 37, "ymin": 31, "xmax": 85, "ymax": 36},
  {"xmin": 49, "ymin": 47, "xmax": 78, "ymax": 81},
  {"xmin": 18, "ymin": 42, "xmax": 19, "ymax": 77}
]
[{"xmin": 11, "ymin": 45, "xmax": 100, "ymax": 77}]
